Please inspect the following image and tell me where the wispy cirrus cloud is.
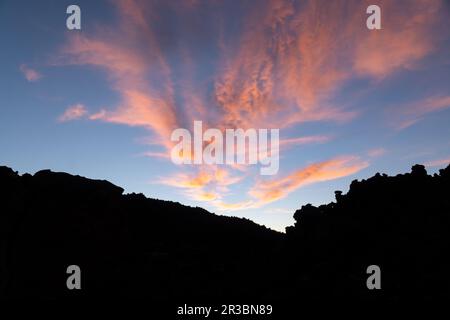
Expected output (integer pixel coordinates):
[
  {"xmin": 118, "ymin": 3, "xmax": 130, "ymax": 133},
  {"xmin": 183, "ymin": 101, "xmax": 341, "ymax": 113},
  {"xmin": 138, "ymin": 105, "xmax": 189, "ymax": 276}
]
[
  {"xmin": 394, "ymin": 95, "xmax": 450, "ymax": 130},
  {"xmin": 55, "ymin": 0, "xmax": 447, "ymax": 213},
  {"xmin": 19, "ymin": 64, "xmax": 41, "ymax": 82}
]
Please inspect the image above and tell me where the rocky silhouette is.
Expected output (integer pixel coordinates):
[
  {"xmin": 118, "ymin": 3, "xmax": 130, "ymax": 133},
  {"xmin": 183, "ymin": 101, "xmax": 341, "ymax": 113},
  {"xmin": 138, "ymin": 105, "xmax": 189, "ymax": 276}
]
[
  {"xmin": 285, "ymin": 164, "xmax": 450, "ymax": 301},
  {"xmin": 0, "ymin": 164, "xmax": 449, "ymax": 301}
]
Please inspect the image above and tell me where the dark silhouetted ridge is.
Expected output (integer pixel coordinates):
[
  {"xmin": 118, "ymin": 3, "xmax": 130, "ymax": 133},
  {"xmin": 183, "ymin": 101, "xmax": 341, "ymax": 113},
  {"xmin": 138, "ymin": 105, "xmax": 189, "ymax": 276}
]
[
  {"xmin": 1, "ymin": 164, "xmax": 449, "ymax": 301},
  {"xmin": 0, "ymin": 166, "xmax": 282, "ymax": 299}
]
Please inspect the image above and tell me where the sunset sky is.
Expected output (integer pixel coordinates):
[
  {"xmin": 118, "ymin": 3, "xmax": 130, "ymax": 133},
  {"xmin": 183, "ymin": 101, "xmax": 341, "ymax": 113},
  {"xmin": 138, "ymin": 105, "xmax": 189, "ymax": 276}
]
[{"xmin": 1, "ymin": 0, "xmax": 450, "ymax": 231}]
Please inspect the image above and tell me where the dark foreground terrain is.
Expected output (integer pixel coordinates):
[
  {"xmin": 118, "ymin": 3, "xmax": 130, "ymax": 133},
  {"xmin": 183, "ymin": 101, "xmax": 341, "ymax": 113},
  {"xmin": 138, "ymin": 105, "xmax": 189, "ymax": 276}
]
[{"xmin": 0, "ymin": 164, "xmax": 449, "ymax": 301}]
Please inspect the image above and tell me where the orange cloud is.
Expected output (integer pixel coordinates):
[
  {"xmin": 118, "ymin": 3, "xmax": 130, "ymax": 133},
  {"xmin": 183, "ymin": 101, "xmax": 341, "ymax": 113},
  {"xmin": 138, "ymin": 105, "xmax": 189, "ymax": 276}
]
[
  {"xmin": 160, "ymin": 170, "xmax": 213, "ymax": 189},
  {"xmin": 58, "ymin": 104, "xmax": 87, "ymax": 122},
  {"xmin": 189, "ymin": 191, "xmax": 220, "ymax": 202},
  {"xmin": 202, "ymin": 156, "xmax": 368, "ymax": 212},
  {"xmin": 249, "ymin": 156, "xmax": 369, "ymax": 204},
  {"xmin": 160, "ymin": 167, "xmax": 244, "ymax": 203}
]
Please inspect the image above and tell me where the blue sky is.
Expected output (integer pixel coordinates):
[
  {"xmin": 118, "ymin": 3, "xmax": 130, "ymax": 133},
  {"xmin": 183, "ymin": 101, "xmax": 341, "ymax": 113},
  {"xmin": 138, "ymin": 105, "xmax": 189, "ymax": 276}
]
[{"xmin": 1, "ymin": 0, "xmax": 450, "ymax": 231}]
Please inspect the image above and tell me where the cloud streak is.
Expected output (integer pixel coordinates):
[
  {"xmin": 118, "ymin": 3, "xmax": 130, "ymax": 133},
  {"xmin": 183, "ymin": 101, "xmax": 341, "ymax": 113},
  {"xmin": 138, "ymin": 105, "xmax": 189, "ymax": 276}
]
[
  {"xmin": 394, "ymin": 95, "xmax": 450, "ymax": 129},
  {"xmin": 249, "ymin": 156, "xmax": 369, "ymax": 205},
  {"xmin": 425, "ymin": 157, "xmax": 450, "ymax": 167},
  {"xmin": 58, "ymin": 104, "xmax": 87, "ymax": 122}
]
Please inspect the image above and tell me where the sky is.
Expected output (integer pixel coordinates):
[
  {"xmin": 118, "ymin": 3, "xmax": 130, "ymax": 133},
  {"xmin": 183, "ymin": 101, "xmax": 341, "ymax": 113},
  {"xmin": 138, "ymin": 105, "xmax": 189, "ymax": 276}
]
[{"xmin": 1, "ymin": 0, "xmax": 450, "ymax": 232}]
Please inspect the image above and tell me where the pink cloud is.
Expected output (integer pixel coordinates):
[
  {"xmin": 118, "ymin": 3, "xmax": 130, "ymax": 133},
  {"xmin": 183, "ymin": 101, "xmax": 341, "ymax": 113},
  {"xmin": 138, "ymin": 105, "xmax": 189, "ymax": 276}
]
[
  {"xmin": 367, "ymin": 148, "xmax": 387, "ymax": 158},
  {"xmin": 63, "ymin": 31, "xmax": 178, "ymax": 148},
  {"xmin": 58, "ymin": 104, "xmax": 88, "ymax": 122},
  {"xmin": 19, "ymin": 64, "xmax": 41, "ymax": 82},
  {"xmin": 280, "ymin": 135, "xmax": 332, "ymax": 147},
  {"xmin": 353, "ymin": 1, "xmax": 439, "ymax": 77},
  {"xmin": 213, "ymin": 0, "xmax": 444, "ymax": 130},
  {"xmin": 60, "ymin": 0, "xmax": 446, "ymax": 143},
  {"xmin": 424, "ymin": 157, "xmax": 450, "ymax": 167},
  {"xmin": 55, "ymin": 0, "xmax": 447, "ymax": 212}
]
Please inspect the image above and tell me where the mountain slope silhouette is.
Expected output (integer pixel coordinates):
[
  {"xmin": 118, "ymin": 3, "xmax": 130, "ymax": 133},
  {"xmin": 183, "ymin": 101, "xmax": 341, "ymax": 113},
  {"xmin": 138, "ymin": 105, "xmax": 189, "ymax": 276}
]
[
  {"xmin": 0, "ymin": 166, "xmax": 282, "ymax": 299},
  {"xmin": 0, "ymin": 164, "xmax": 449, "ymax": 301}
]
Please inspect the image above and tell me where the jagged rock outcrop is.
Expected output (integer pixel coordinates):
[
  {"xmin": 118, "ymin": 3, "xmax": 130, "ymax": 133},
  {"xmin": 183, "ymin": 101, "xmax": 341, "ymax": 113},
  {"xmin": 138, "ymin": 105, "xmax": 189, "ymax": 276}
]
[{"xmin": 285, "ymin": 164, "xmax": 450, "ymax": 300}]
